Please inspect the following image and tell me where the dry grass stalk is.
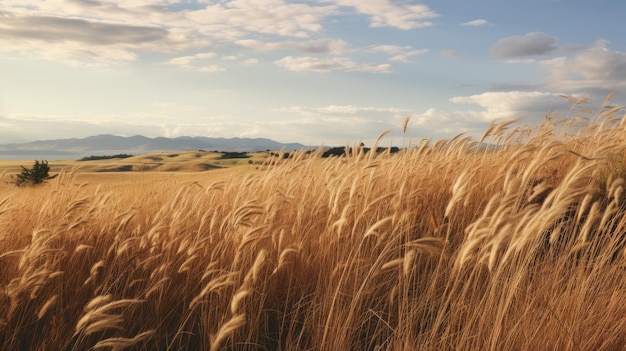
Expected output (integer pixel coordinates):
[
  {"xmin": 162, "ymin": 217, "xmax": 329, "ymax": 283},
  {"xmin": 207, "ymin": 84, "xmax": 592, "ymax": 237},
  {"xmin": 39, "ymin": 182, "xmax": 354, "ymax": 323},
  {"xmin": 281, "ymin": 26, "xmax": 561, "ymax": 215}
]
[{"xmin": 0, "ymin": 97, "xmax": 625, "ymax": 350}]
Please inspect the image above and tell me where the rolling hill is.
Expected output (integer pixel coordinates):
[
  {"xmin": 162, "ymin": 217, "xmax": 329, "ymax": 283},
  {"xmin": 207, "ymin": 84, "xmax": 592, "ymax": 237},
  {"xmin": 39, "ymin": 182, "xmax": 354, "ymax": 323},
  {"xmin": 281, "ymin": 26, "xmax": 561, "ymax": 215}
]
[{"xmin": 0, "ymin": 134, "xmax": 308, "ymax": 157}]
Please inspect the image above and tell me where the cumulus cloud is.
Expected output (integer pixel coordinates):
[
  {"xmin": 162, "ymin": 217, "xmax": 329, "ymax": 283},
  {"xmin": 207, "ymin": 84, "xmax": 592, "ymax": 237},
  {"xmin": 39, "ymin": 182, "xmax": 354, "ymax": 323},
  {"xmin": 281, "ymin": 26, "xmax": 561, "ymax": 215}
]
[
  {"xmin": 235, "ymin": 38, "xmax": 350, "ymax": 54},
  {"xmin": 325, "ymin": 0, "xmax": 438, "ymax": 29},
  {"xmin": 461, "ymin": 19, "xmax": 488, "ymax": 26},
  {"xmin": 274, "ymin": 56, "xmax": 391, "ymax": 73},
  {"xmin": 188, "ymin": 0, "xmax": 336, "ymax": 38},
  {"xmin": 449, "ymin": 91, "xmax": 570, "ymax": 122},
  {"xmin": 540, "ymin": 41, "xmax": 626, "ymax": 92},
  {"xmin": 490, "ymin": 32, "xmax": 558, "ymax": 58}
]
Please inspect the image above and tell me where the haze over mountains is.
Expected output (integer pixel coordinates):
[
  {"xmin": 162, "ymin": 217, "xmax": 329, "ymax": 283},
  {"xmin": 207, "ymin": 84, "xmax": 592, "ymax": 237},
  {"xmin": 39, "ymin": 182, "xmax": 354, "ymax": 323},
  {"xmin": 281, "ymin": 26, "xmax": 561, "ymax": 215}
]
[{"xmin": 0, "ymin": 134, "xmax": 308, "ymax": 159}]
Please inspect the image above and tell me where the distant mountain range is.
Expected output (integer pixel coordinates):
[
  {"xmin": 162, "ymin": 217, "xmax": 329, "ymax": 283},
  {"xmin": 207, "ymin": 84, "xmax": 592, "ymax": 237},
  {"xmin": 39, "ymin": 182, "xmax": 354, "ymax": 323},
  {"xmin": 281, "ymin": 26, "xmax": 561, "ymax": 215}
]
[{"xmin": 0, "ymin": 134, "xmax": 309, "ymax": 158}]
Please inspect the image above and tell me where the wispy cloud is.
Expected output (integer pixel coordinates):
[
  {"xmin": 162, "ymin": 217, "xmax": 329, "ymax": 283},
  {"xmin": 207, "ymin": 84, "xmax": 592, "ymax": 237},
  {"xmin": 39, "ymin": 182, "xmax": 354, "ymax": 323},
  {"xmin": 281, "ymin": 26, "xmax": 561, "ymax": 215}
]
[
  {"xmin": 490, "ymin": 32, "xmax": 558, "ymax": 58},
  {"xmin": 367, "ymin": 45, "xmax": 428, "ymax": 62},
  {"xmin": 368, "ymin": 45, "xmax": 410, "ymax": 54},
  {"xmin": 197, "ymin": 65, "xmax": 225, "ymax": 73},
  {"xmin": 274, "ymin": 56, "xmax": 391, "ymax": 73},
  {"xmin": 440, "ymin": 49, "xmax": 464, "ymax": 58},
  {"xmin": 275, "ymin": 105, "xmax": 409, "ymax": 115},
  {"xmin": 165, "ymin": 52, "xmax": 224, "ymax": 72},
  {"xmin": 241, "ymin": 58, "xmax": 258, "ymax": 65},
  {"xmin": 389, "ymin": 49, "xmax": 429, "ymax": 62},
  {"xmin": 0, "ymin": 15, "xmax": 168, "ymax": 45},
  {"xmin": 235, "ymin": 38, "xmax": 350, "ymax": 54},
  {"xmin": 0, "ymin": 2, "xmax": 203, "ymax": 65},
  {"xmin": 460, "ymin": 19, "xmax": 488, "ymax": 26},
  {"xmin": 166, "ymin": 52, "xmax": 216, "ymax": 66},
  {"xmin": 0, "ymin": 0, "xmax": 438, "ymax": 70},
  {"xmin": 504, "ymin": 58, "xmax": 536, "ymax": 64},
  {"xmin": 0, "ymin": 0, "xmax": 336, "ymax": 65}
]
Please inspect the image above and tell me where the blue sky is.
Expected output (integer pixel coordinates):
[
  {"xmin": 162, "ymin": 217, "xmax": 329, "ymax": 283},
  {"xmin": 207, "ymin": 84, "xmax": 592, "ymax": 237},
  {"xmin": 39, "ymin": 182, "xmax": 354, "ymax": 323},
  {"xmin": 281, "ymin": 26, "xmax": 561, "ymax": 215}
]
[{"xmin": 1, "ymin": 0, "xmax": 625, "ymax": 146}]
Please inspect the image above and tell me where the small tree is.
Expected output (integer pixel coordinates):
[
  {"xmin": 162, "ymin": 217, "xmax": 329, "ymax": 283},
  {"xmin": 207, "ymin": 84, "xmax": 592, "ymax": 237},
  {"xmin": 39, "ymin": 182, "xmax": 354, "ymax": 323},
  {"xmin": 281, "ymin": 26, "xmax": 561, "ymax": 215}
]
[{"xmin": 13, "ymin": 160, "xmax": 52, "ymax": 187}]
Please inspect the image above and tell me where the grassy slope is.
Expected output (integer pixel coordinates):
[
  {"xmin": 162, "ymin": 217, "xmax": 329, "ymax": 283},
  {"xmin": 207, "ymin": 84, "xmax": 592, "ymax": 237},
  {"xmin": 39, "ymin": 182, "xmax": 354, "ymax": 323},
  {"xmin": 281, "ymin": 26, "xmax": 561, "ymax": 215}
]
[
  {"xmin": 0, "ymin": 151, "xmax": 270, "ymax": 174},
  {"xmin": 1, "ymin": 106, "xmax": 626, "ymax": 350}
]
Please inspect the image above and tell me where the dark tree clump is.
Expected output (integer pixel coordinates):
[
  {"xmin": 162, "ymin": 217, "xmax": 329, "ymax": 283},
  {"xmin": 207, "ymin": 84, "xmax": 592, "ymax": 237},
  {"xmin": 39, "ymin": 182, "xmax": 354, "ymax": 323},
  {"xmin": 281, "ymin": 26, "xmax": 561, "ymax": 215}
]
[{"xmin": 13, "ymin": 160, "xmax": 53, "ymax": 187}]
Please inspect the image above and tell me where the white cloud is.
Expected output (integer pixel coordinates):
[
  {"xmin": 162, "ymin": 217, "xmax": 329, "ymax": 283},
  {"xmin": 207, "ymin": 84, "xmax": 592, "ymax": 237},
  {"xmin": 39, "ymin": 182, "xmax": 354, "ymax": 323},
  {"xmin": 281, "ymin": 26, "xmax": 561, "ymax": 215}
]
[
  {"xmin": 450, "ymin": 91, "xmax": 570, "ymax": 122},
  {"xmin": 461, "ymin": 19, "xmax": 488, "ymax": 26},
  {"xmin": 540, "ymin": 41, "xmax": 626, "ymax": 92},
  {"xmin": 235, "ymin": 38, "xmax": 350, "ymax": 54},
  {"xmin": 275, "ymin": 105, "xmax": 409, "ymax": 115},
  {"xmin": 187, "ymin": 0, "xmax": 336, "ymax": 38},
  {"xmin": 274, "ymin": 56, "xmax": 391, "ymax": 73},
  {"xmin": 242, "ymin": 58, "xmax": 259, "ymax": 65},
  {"xmin": 272, "ymin": 104, "xmax": 409, "ymax": 145},
  {"xmin": 198, "ymin": 65, "xmax": 225, "ymax": 73},
  {"xmin": 0, "ymin": 0, "xmax": 437, "ymax": 69},
  {"xmin": 368, "ymin": 45, "xmax": 410, "ymax": 54},
  {"xmin": 0, "ymin": 15, "xmax": 168, "ymax": 45},
  {"xmin": 166, "ymin": 52, "xmax": 216, "ymax": 66},
  {"xmin": 505, "ymin": 58, "xmax": 536, "ymax": 64},
  {"xmin": 0, "ymin": 0, "xmax": 336, "ymax": 65},
  {"xmin": 272, "ymin": 104, "xmax": 464, "ymax": 145},
  {"xmin": 0, "ymin": 2, "xmax": 205, "ymax": 65},
  {"xmin": 325, "ymin": 0, "xmax": 438, "ymax": 30},
  {"xmin": 490, "ymin": 32, "xmax": 558, "ymax": 58},
  {"xmin": 390, "ymin": 49, "xmax": 429, "ymax": 62},
  {"xmin": 165, "ymin": 52, "xmax": 223, "ymax": 72},
  {"xmin": 367, "ymin": 45, "xmax": 428, "ymax": 62}
]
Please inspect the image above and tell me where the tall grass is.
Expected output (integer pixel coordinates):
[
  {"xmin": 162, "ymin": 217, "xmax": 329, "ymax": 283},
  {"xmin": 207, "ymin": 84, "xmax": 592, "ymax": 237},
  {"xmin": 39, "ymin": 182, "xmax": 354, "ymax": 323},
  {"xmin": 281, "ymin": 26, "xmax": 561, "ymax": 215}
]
[{"xmin": 1, "ymin": 99, "xmax": 626, "ymax": 350}]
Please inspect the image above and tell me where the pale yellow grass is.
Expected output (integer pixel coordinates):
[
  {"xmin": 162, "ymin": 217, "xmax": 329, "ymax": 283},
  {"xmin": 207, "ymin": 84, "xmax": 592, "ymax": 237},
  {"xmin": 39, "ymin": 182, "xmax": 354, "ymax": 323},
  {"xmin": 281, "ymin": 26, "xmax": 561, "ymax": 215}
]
[
  {"xmin": 0, "ymin": 150, "xmax": 268, "ymax": 174},
  {"xmin": 1, "ymin": 99, "xmax": 626, "ymax": 350}
]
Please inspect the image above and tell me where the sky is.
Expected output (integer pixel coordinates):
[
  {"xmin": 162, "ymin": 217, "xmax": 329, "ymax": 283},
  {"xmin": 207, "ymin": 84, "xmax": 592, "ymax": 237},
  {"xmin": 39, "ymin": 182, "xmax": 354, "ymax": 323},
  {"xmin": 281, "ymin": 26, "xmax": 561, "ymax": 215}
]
[{"xmin": 1, "ymin": 0, "xmax": 626, "ymax": 147}]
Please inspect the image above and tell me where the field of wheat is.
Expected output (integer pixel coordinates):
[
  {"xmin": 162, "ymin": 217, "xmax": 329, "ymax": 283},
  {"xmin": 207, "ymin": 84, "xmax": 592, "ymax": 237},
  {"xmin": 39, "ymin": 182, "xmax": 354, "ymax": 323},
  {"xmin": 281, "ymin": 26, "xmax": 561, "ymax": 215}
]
[{"xmin": 1, "ymin": 99, "xmax": 626, "ymax": 350}]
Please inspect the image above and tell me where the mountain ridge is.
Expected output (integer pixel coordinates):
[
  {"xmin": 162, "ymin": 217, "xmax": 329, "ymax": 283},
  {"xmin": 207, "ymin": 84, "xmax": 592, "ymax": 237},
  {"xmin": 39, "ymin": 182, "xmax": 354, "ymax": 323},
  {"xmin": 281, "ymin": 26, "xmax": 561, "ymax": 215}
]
[{"xmin": 0, "ymin": 134, "xmax": 309, "ymax": 154}]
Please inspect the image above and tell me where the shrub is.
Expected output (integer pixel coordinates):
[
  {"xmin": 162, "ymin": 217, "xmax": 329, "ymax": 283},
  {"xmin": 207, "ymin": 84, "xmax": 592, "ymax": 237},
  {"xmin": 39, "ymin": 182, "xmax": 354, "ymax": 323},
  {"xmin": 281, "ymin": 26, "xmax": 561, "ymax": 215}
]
[
  {"xmin": 78, "ymin": 154, "xmax": 133, "ymax": 161},
  {"xmin": 13, "ymin": 160, "xmax": 52, "ymax": 186},
  {"xmin": 218, "ymin": 151, "xmax": 250, "ymax": 159}
]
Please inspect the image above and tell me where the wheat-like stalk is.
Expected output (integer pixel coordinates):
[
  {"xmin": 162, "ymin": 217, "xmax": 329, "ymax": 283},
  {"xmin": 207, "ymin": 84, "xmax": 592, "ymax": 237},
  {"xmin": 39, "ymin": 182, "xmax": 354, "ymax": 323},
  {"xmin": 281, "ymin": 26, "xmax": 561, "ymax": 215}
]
[{"xmin": 0, "ymin": 97, "xmax": 625, "ymax": 350}]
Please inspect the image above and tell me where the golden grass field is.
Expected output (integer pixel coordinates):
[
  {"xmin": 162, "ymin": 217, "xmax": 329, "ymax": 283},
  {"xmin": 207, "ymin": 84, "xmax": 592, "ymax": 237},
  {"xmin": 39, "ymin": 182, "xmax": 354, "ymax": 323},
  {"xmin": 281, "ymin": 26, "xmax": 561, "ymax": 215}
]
[
  {"xmin": 0, "ymin": 150, "xmax": 270, "ymax": 174},
  {"xmin": 2, "ymin": 99, "xmax": 626, "ymax": 350}
]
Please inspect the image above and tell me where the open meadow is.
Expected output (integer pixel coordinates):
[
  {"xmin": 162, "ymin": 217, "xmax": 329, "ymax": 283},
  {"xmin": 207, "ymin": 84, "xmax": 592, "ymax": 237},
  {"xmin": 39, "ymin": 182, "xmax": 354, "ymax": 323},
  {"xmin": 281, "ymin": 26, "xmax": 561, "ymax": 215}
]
[{"xmin": 2, "ymin": 102, "xmax": 626, "ymax": 350}]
